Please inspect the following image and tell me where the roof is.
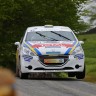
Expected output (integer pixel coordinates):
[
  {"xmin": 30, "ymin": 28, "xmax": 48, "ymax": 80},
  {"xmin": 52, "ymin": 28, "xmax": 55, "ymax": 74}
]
[{"xmin": 26, "ymin": 26, "xmax": 72, "ymax": 32}]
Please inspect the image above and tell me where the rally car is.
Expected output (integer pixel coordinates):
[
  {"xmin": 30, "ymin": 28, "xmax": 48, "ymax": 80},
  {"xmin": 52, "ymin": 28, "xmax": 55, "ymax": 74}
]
[{"xmin": 15, "ymin": 25, "xmax": 85, "ymax": 79}]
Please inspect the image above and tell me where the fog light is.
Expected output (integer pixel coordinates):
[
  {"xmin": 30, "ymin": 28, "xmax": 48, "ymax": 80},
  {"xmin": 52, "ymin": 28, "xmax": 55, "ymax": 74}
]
[
  {"xmin": 26, "ymin": 66, "xmax": 32, "ymax": 70},
  {"xmin": 75, "ymin": 65, "xmax": 81, "ymax": 69},
  {"xmin": 28, "ymin": 66, "xmax": 32, "ymax": 70}
]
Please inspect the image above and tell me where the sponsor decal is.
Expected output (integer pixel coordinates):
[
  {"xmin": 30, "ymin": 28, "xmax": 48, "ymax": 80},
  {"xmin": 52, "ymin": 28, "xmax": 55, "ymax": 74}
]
[
  {"xmin": 24, "ymin": 41, "xmax": 79, "ymax": 56},
  {"xmin": 31, "ymin": 43, "xmax": 73, "ymax": 48},
  {"xmin": 45, "ymin": 46, "xmax": 61, "ymax": 48},
  {"xmin": 74, "ymin": 54, "xmax": 84, "ymax": 60},
  {"xmin": 23, "ymin": 55, "xmax": 33, "ymax": 62}
]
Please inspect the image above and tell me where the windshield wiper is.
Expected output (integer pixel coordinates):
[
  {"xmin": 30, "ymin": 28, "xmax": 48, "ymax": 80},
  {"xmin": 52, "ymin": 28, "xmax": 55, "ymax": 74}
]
[
  {"xmin": 35, "ymin": 32, "xmax": 58, "ymax": 41},
  {"xmin": 50, "ymin": 31, "xmax": 71, "ymax": 41}
]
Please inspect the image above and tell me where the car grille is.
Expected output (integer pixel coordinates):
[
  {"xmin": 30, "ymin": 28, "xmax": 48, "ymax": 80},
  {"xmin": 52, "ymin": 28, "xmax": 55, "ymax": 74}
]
[
  {"xmin": 34, "ymin": 67, "xmax": 74, "ymax": 70},
  {"xmin": 39, "ymin": 55, "xmax": 69, "ymax": 67}
]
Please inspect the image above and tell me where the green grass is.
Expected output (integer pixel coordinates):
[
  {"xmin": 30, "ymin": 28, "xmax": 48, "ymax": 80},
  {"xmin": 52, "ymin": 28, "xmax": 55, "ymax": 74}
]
[
  {"xmin": 78, "ymin": 34, "xmax": 96, "ymax": 83},
  {"xmin": 78, "ymin": 34, "xmax": 96, "ymax": 58},
  {"xmin": 57, "ymin": 34, "xmax": 96, "ymax": 83}
]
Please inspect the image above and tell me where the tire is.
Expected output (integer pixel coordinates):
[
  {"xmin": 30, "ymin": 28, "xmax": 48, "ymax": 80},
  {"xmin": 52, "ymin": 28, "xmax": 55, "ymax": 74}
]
[
  {"xmin": 19, "ymin": 69, "xmax": 29, "ymax": 79},
  {"xmin": 68, "ymin": 72, "xmax": 76, "ymax": 77},
  {"xmin": 18, "ymin": 57, "xmax": 29, "ymax": 79},
  {"xmin": 76, "ymin": 65, "xmax": 85, "ymax": 79}
]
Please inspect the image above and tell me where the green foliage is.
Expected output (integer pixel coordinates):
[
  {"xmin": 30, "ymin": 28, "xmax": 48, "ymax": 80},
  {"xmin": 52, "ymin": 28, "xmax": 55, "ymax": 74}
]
[
  {"xmin": 0, "ymin": 0, "xmax": 87, "ymax": 70},
  {"xmin": 58, "ymin": 34, "xmax": 96, "ymax": 83},
  {"xmin": 81, "ymin": 0, "xmax": 96, "ymax": 26},
  {"xmin": 78, "ymin": 34, "xmax": 96, "ymax": 82},
  {"xmin": 78, "ymin": 34, "xmax": 96, "ymax": 58}
]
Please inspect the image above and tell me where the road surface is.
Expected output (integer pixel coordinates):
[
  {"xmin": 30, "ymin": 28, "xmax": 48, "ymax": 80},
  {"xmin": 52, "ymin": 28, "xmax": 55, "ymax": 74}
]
[{"xmin": 16, "ymin": 78, "xmax": 96, "ymax": 96}]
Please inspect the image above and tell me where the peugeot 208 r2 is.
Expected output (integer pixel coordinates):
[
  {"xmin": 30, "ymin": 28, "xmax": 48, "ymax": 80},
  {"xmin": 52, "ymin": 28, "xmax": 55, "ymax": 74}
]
[{"xmin": 15, "ymin": 25, "xmax": 85, "ymax": 79}]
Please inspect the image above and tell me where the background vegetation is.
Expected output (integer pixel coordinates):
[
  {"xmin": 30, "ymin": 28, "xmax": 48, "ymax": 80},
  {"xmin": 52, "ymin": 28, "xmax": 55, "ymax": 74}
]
[
  {"xmin": 78, "ymin": 34, "xmax": 96, "ymax": 82},
  {"xmin": 57, "ymin": 33, "xmax": 96, "ymax": 83},
  {"xmin": 0, "ymin": 0, "xmax": 96, "ymax": 83},
  {"xmin": 0, "ymin": 0, "xmax": 88, "ymax": 71}
]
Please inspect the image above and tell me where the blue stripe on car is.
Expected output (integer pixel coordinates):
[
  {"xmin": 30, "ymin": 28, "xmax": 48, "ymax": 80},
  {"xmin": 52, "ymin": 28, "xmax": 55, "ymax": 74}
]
[
  {"xmin": 34, "ymin": 48, "xmax": 42, "ymax": 56},
  {"xmin": 64, "ymin": 41, "xmax": 76, "ymax": 55},
  {"xmin": 64, "ymin": 48, "xmax": 72, "ymax": 55},
  {"xmin": 46, "ymin": 52, "xmax": 60, "ymax": 54}
]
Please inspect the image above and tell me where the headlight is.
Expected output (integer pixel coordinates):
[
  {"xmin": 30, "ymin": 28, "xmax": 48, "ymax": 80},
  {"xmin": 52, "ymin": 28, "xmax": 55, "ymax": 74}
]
[
  {"xmin": 23, "ymin": 47, "xmax": 35, "ymax": 56},
  {"xmin": 72, "ymin": 46, "xmax": 84, "ymax": 55}
]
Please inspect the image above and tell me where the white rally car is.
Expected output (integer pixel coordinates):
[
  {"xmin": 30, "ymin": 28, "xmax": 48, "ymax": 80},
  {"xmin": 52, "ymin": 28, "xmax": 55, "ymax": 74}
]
[{"xmin": 15, "ymin": 25, "xmax": 85, "ymax": 79}]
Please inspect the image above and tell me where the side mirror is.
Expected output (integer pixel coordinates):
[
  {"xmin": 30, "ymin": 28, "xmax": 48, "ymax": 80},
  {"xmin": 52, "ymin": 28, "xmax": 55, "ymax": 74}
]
[
  {"xmin": 14, "ymin": 42, "xmax": 20, "ymax": 46},
  {"xmin": 79, "ymin": 41, "xmax": 84, "ymax": 44}
]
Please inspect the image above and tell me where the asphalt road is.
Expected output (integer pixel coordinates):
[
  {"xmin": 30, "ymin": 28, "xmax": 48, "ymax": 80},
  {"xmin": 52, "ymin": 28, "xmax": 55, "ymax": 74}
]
[{"xmin": 16, "ymin": 78, "xmax": 96, "ymax": 96}]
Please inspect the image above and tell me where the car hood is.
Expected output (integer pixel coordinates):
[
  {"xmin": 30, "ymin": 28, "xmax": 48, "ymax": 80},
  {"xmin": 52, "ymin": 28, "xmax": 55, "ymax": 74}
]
[{"xmin": 24, "ymin": 41, "xmax": 79, "ymax": 56}]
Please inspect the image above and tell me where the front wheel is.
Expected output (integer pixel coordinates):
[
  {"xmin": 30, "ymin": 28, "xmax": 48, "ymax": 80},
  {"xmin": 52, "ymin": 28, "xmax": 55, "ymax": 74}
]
[
  {"xmin": 76, "ymin": 66, "xmax": 85, "ymax": 79},
  {"xmin": 18, "ymin": 56, "xmax": 29, "ymax": 79},
  {"xmin": 19, "ymin": 69, "xmax": 29, "ymax": 79}
]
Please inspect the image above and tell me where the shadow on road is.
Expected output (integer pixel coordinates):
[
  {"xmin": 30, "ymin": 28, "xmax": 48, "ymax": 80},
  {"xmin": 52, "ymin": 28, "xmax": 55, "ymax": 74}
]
[
  {"xmin": 17, "ymin": 73, "xmax": 82, "ymax": 81},
  {"xmin": 25, "ymin": 73, "xmax": 82, "ymax": 81},
  {"xmin": 27, "ymin": 77, "xmax": 81, "ymax": 82}
]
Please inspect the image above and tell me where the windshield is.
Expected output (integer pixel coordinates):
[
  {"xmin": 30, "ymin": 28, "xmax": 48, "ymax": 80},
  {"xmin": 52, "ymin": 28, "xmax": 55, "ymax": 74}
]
[{"xmin": 25, "ymin": 31, "xmax": 77, "ymax": 41}]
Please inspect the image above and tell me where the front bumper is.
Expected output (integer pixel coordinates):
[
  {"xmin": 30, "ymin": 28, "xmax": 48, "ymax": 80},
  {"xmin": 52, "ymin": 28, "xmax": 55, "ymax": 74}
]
[{"xmin": 20, "ymin": 55, "xmax": 85, "ymax": 73}]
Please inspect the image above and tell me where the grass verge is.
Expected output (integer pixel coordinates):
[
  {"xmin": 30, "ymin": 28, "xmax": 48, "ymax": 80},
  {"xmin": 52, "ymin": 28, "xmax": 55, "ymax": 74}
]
[{"xmin": 56, "ymin": 34, "xmax": 96, "ymax": 83}]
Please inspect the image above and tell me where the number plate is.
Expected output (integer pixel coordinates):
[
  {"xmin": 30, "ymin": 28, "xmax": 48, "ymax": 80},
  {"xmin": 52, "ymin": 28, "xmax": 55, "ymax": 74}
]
[{"xmin": 44, "ymin": 59, "xmax": 64, "ymax": 63}]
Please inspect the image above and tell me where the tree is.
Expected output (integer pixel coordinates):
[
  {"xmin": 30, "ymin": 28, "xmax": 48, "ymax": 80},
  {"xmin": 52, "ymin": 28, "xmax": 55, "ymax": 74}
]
[
  {"xmin": 0, "ymin": 0, "xmax": 88, "ymax": 70},
  {"xmin": 80, "ymin": 0, "xmax": 96, "ymax": 27}
]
